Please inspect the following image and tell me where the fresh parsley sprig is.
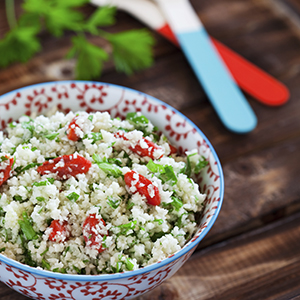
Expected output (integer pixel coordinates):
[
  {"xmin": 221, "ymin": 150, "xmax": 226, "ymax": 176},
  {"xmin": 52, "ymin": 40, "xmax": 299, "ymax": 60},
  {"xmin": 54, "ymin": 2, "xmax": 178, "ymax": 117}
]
[{"xmin": 0, "ymin": 0, "xmax": 155, "ymax": 79}]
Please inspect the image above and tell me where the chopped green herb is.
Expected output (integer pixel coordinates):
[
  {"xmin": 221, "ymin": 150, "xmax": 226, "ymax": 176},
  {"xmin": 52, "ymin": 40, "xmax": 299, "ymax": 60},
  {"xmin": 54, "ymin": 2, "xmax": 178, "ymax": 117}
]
[
  {"xmin": 150, "ymin": 232, "xmax": 165, "ymax": 242},
  {"xmin": 0, "ymin": 156, "xmax": 8, "ymax": 162},
  {"xmin": 18, "ymin": 212, "xmax": 38, "ymax": 240},
  {"xmin": 83, "ymin": 132, "xmax": 103, "ymax": 144},
  {"xmin": 15, "ymin": 162, "xmax": 42, "ymax": 175},
  {"xmin": 44, "ymin": 132, "xmax": 59, "ymax": 140},
  {"xmin": 31, "ymin": 147, "xmax": 38, "ymax": 151},
  {"xmin": 185, "ymin": 153, "xmax": 207, "ymax": 177},
  {"xmin": 107, "ymin": 157, "xmax": 122, "ymax": 166},
  {"xmin": 0, "ymin": 247, "xmax": 5, "ymax": 252},
  {"xmin": 47, "ymin": 178, "xmax": 55, "ymax": 184},
  {"xmin": 123, "ymin": 152, "xmax": 132, "ymax": 167},
  {"xmin": 107, "ymin": 196, "xmax": 121, "ymax": 209},
  {"xmin": 93, "ymin": 154, "xmax": 123, "ymax": 178},
  {"xmin": 102, "ymin": 235, "xmax": 107, "ymax": 249},
  {"xmin": 33, "ymin": 180, "xmax": 50, "ymax": 187},
  {"xmin": 147, "ymin": 160, "xmax": 177, "ymax": 185},
  {"xmin": 154, "ymin": 219, "xmax": 163, "ymax": 225},
  {"xmin": 125, "ymin": 258, "xmax": 134, "ymax": 271},
  {"xmin": 146, "ymin": 159, "xmax": 164, "ymax": 173},
  {"xmin": 40, "ymin": 248, "xmax": 49, "ymax": 256},
  {"xmin": 8, "ymin": 122, "xmax": 16, "ymax": 128},
  {"xmin": 171, "ymin": 196, "xmax": 183, "ymax": 211},
  {"xmin": 126, "ymin": 201, "xmax": 134, "ymax": 210},
  {"xmin": 126, "ymin": 112, "xmax": 150, "ymax": 134},
  {"xmin": 67, "ymin": 192, "xmax": 80, "ymax": 202},
  {"xmin": 111, "ymin": 260, "xmax": 123, "ymax": 273},
  {"xmin": 20, "ymin": 234, "xmax": 37, "ymax": 267},
  {"xmin": 185, "ymin": 153, "xmax": 197, "ymax": 177},
  {"xmin": 176, "ymin": 213, "xmax": 188, "ymax": 228},
  {"xmin": 117, "ymin": 221, "xmax": 137, "ymax": 229},
  {"xmin": 73, "ymin": 265, "xmax": 84, "ymax": 274},
  {"xmin": 88, "ymin": 115, "xmax": 93, "ymax": 122},
  {"xmin": 160, "ymin": 165, "xmax": 177, "ymax": 185},
  {"xmin": 194, "ymin": 156, "xmax": 209, "ymax": 174},
  {"xmin": 21, "ymin": 122, "xmax": 34, "ymax": 134},
  {"xmin": 13, "ymin": 195, "xmax": 23, "ymax": 202},
  {"xmin": 36, "ymin": 197, "xmax": 45, "ymax": 202}
]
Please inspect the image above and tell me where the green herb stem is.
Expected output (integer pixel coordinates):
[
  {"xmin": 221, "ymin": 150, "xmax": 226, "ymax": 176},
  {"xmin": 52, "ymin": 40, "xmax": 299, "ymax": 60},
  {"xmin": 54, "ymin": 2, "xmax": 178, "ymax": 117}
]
[{"xmin": 5, "ymin": 0, "xmax": 17, "ymax": 30}]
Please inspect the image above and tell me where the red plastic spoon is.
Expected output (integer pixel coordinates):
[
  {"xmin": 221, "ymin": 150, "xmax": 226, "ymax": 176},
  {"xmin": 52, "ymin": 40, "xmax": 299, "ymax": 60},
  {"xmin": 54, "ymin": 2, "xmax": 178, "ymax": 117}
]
[{"xmin": 158, "ymin": 23, "xmax": 289, "ymax": 106}]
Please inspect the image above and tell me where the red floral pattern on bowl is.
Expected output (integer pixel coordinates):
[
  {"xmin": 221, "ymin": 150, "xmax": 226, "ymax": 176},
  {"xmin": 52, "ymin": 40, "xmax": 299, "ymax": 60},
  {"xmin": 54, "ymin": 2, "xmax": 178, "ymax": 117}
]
[{"xmin": 0, "ymin": 81, "xmax": 224, "ymax": 300}]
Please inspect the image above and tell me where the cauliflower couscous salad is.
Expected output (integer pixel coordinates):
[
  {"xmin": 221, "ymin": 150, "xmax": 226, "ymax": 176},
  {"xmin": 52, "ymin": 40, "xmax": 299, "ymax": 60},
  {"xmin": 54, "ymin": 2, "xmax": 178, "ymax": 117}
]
[{"xmin": 0, "ymin": 110, "xmax": 208, "ymax": 275}]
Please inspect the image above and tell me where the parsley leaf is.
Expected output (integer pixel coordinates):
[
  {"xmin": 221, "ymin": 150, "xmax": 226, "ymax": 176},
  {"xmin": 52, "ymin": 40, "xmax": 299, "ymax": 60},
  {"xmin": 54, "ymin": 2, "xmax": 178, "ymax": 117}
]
[
  {"xmin": 0, "ymin": 27, "xmax": 41, "ymax": 68},
  {"xmin": 194, "ymin": 156, "xmax": 209, "ymax": 174},
  {"xmin": 44, "ymin": 133, "xmax": 59, "ymax": 140},
  {"xmin": 18, "ymin": 212, "xmax": 38, "ymax": 240},
  {"xmin": 126, "ymin": 112, "xmax": 151, "ymax": 134},
  {"xmin": 171, "ymin": 196, "xmax": 183, "ymax": 211},
  {"xmin": 15, "ymin": 162, "xmax": 42, "ymax": 175},
  {"xmin": 107, "ymin": 29, "xmax": 155, "ymax": 75},
  {"xmin": 0, "ymin": 156, "xmax": 8, "ymax": 163},
  {"xmin": 146, "ymin": 160, "xmax": 177, "ymax": 185},
  {"xmin": 92, "ymin": 154, "xmax": 122, "ymax": 178},
  {"xmin": 125, "ymin": 258, "xmax": 134, "ymax": 271},
  {"xmin": 1, "ymin": 0, "xmax": 154, "ymax": 80},
  {"xmin": 67, "ymin": 192, "xmax": 80, "ymax": 202},
  {"xmin": 23, "ymin": 0, "xmax": 86, "ymax": 36},
  {"xmin": 185, "ymin": 153, "xmax": 208, "ymax": 176},
  {"xmin": 67, "ymin": 35, "xmax": 109, "ymax": 80},
  {"xmin": 36, "ymin": 197, "xmax": 45, "ymax": 202},
  {"xmin": 83, "ymin": 132, "xmax": 103, "ymax": 144},
  {"xmin": 107, "ymin": 196, "xmax": 121, "ymax": 209},
  {"xmin": 85, "ymin": 6, "xmax": 117, "ymax": 34}
]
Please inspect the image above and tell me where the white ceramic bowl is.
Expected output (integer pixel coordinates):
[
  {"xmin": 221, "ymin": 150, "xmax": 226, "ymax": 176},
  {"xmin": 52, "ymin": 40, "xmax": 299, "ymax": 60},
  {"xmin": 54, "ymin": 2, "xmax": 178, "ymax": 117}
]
[{"xmin": 0, "ymin": 81, "xmax": 224, "ymax": 300}]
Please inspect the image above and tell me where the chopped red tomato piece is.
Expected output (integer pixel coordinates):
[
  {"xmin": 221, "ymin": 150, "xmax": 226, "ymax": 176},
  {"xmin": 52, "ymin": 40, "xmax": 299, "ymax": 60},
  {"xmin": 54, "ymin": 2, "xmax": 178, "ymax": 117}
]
[
  {"xmin": 115, "ymin": 132, "xmax": 164, "ymax": 160},
  {"xmin": 48, "ymin": 220, "xmax": 70, "ymax": 242},
  {"xmin": 67, "ymin": 117, "xmax": 81, "ymax": 141},
  {"xmin": 168, "ymin": 144, "xmax": 177, "ymax": 155},
  {"xmin": 37, "ymin": 154, "xmax": 91, "ymax": 179},
  {"xmin": 0, "ymin": 156, "xmax": 14, "ymax": 187},
  {"xmin": 124, "ymin": 170, "xmax": 161, "ymax": 206},
  {"xmin": 83, "ymin": 214, "xmax": 107, "ymax": 253}
]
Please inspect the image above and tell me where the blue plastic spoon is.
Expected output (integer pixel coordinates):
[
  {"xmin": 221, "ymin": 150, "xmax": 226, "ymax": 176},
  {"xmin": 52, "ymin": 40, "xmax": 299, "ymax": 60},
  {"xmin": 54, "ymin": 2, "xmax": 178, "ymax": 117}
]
[{"xmin": 155, "ymin": 0, "xmax": 257, "ymax": 133}]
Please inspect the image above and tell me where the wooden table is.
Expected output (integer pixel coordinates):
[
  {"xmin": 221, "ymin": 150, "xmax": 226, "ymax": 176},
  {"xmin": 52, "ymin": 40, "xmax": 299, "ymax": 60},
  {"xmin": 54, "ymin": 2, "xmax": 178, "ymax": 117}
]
[{"xmin": 0, "ymin": 0, "xmax": 300, "ymax": 299}]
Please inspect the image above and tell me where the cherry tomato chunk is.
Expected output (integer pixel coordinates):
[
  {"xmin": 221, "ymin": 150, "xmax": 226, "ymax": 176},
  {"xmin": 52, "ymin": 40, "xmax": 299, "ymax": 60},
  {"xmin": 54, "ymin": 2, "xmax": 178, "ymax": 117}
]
[
  {"xmin": 48, "ymin": 220, "xmax": 70, "ymax": 242},
  {"xmin": 67, "ymin": 117, "xmax": 81, "ymax": 141},
  {"xmin": 0, "ymin": 156, "xmax": 14, "ymax": 187},
  {"xmin": 168, "ymin": 144, "xmax": 178, "ymax": 155},
  {"xmin": 124, "ymin": 170, "xmax": 161, "ymax": 206},
  {"xmin": 115, "ymin": 132, "xmax": 164, "ymax": 160},
  {"xmin": 37, "ymin": 154, "xmax": 91, "ymax": 179},
  {"xmin": 83, "ymin": 214, "xmax": 107, "ymax": 253}
]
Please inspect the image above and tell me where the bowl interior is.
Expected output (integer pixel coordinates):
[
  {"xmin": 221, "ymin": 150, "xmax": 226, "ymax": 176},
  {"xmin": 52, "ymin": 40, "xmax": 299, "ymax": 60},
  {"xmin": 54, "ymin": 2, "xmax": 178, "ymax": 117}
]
[{"xmin": 0, "ymin": 81, "xmax": 224, "ymax": 278}]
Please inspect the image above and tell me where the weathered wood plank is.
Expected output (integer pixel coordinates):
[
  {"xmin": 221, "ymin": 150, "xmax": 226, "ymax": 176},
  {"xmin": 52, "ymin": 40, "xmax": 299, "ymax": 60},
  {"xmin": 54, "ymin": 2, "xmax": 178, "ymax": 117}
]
[{"xmin": 200, "ymin": 132, "xmax": 300, "ymax": 247}]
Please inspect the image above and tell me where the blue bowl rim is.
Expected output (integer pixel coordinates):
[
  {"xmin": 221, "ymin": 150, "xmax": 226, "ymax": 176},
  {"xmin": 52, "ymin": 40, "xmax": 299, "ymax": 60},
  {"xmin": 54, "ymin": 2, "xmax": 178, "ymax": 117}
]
[{"xmin": 0, "ymin": 80, "xmax": 224, "ymax": 281}]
